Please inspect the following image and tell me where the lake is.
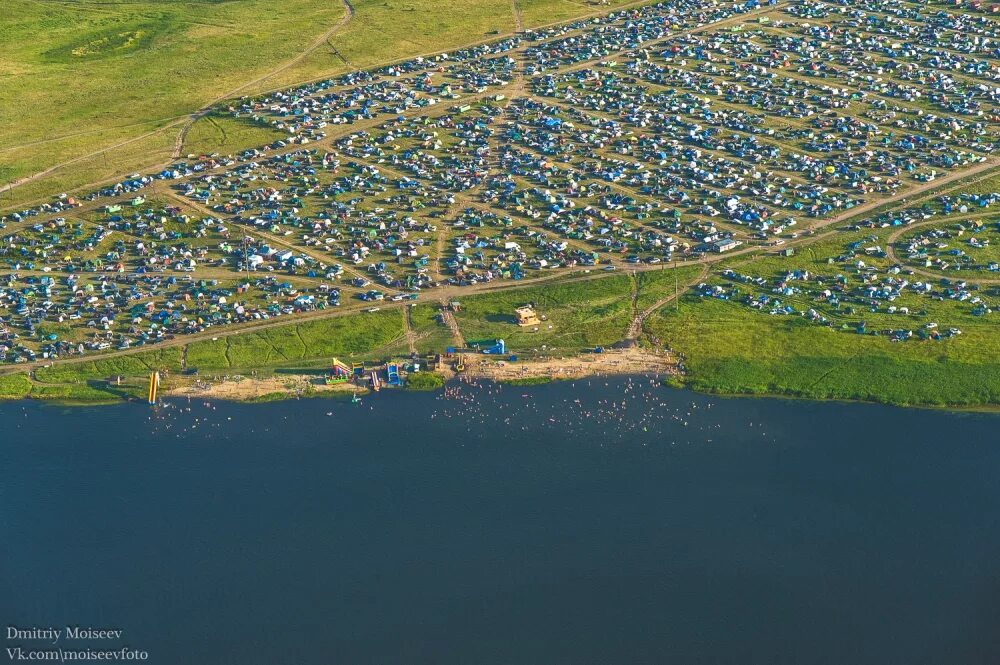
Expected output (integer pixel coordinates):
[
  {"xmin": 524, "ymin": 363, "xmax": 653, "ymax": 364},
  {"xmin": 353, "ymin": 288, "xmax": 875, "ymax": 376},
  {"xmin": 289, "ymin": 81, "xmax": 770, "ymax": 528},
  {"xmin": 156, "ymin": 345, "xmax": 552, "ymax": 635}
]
[{"xmin": 2, "ymin": 378, "xmax": 999, "ymax": 664}]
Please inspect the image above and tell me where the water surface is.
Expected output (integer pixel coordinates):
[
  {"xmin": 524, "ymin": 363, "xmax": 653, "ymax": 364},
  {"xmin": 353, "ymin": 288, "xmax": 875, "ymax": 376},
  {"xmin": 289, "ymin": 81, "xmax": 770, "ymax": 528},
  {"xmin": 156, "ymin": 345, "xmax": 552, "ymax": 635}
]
[{"xmin": 2, "ymin": 379, "xmax": 999, "ymax": 664}]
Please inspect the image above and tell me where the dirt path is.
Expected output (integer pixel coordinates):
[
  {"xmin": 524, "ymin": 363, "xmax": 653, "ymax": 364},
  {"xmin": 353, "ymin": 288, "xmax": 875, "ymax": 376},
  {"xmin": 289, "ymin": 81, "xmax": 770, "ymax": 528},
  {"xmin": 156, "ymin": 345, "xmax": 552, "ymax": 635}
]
[
  {"xmin": 440, "ymin": 307, "xmax": 466, "ymax": 348},
  {"xmin": 883, "ymin": 215, "xmax": 1000, "ymax": 286},
  {"xmin": 3, "ymin": 0, "xmax": 357, "ymax": 192},
  {"xmin": 190, "ymin": 0, "xmax": 356, "ymax": 112},
  {"xmin": 403, "ymin": 306, "xmax": 417, "ymax": 355},
  {"xmin": 626, "ymin": 272, "xmax": 640, "ymax": 338},
  {"xmin": 171, "ymin": 0, "xmax": 357, "ymax": 159},
  {"xmin": 0, "ymin": 114, "xmax": 193, "ymax": 155},
  {"xmin": 626, "ymin": 264, "xmax": 709, "ymax": 340},
  {"xmin": 512, "ymin": 0, "xmax": 524, "ymax": 32},
  {"xmin": 1, "ymin": 119, "xmax": 186, "ymax": 193},
  {"xmin": 806, "ymin": 158, "xmax": 1000, "ymax": 236}
]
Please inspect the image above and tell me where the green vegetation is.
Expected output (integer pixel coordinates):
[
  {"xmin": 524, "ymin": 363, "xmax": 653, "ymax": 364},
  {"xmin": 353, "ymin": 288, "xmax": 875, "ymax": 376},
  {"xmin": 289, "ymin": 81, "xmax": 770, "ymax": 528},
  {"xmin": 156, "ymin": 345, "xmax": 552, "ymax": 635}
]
[
  {"xmin": 243, "ymin": 391, "xmax": 299, "ymax": 403},
  {"xmin": 405, "ymin": 371, "xmax": 444, "ymax": 391},
  {"xmin": 958, "ymin": 173, "xmax": 1000, "ymax": 198},
  {"xmin": 26, "ymin": 380, "xmax": 131, "ymax": 404},
  {"xmin": 634, "ymin": 265, "xmax": 706, "ymax": 313},
  {"xmin": 33, "ymin": 348, "xmax": 183, "ymax": 384},
  {"xmin": 184, "ymin": 311, "xmax": 404, "ymax": 371},
  {"xmin": 181, "ymin": 115, "xmax": 285, "ymax": 157},
  {"xmin": 6, "ymin": 348, "xmax": 184, "ymax": 403},
  {"xmin": 517, "ymin": 0, "xmax": 637, "ymax": 28},
  {"xmin": 894, "ymin": 218, "xmax": 1000, "ymax": 276},
  {"xmin": 502, "ymin": 375, "xmax": 554, "ymax": 386},
  {"xmin": 0, "ymin": 374, "xmax": 32, "ymax": 399},
  {"xmin": 644, "ymin": 217, "xmax": 1000, "ymax": 408},
  {"xmin": 649, "ymin": 298, "xmax": 1000, "ymax": 407},
  {"xmin": 409, "ymin": 304, "xmax": 455, "ymax": 354},
  {"xmin": 454, "ymin": 275, "xmax": 634, "ymax": 353},
  {"xmin": 1, "ymin": 0, "xmax": 348, "ymax": 197}
]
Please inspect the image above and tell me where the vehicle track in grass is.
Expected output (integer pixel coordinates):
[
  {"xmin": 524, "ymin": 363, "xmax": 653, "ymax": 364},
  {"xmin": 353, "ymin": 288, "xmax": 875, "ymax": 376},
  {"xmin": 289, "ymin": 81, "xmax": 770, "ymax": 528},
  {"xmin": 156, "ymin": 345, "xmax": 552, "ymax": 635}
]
[
  {"xmin": 2, "ymin": 0, "xmax": 357, "ymax": 194},
  {"xmin": 626, "ymin": 264, "xmax": 710, "ymax": 341},
  {"xmin": 403, "ymin": 307, "xmax": 417, "ymax": 355},
  {"xmin": 171, "ymin": 0, "xmax": 357, "ymax": 159},
  {"xmin": 883, "ymin": 215, "xmax": 1000, "ymax": 286}
]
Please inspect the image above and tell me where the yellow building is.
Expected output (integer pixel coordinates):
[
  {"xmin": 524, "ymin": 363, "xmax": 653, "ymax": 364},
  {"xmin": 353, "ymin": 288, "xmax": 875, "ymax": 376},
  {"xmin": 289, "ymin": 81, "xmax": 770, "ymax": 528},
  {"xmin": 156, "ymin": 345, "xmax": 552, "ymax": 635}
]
[{"xmin": 515, "ymin": 305, "xmax": 541, "ymax": 327}]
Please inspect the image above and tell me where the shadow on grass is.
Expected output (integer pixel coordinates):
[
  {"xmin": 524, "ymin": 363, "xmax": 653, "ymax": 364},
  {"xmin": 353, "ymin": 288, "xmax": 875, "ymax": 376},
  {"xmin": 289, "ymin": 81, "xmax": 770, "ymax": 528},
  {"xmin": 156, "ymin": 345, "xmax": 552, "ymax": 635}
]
[{"xmin": 273, "ymin": 367, "xmax": 329, "ymax": 376}]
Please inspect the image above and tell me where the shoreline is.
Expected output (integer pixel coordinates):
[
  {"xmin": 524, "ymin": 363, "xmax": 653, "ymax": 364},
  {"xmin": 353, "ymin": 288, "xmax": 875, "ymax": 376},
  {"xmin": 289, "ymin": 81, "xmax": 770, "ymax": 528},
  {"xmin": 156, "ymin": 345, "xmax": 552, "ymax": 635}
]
[
  {"xmin": 166, "ymin": 374, "xmax": 363, "ymax": 402},
  {"xmin": 163, "ymin": 347, "xmax": 679, "ymax": 401},
  {"xmin": 6, "ymin": 346, "xmax": 999, "ymax": 412},
  {"xmin": 457, "ymin": 347, "xmax": 678, "ymax": 384}
]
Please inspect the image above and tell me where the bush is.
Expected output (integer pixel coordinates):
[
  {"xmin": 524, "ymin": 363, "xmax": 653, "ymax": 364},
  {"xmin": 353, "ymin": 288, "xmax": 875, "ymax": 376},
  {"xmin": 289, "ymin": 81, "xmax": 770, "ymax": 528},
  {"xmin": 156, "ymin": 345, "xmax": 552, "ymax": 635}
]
[{"xmin": 405, "ymin": 371, "xmax": 444, "ymax": 391}]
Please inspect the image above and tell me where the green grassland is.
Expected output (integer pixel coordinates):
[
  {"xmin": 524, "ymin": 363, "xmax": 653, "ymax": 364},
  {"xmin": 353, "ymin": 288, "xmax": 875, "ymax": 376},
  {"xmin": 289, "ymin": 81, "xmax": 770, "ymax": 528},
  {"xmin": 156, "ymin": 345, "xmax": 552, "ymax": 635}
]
[
  {"xmin": 1, "ymin": 0, "xmax": 347, "ymax": 187},
  {"xmin": 644, "ymin": 217, "xmax": 1000, "ymax": 408},
  {"xmin": 648, "ymin": 298, "xmax": 1000, "ymax": 407},
  {"xmin": 634, "ymin": 265, "xmax": 706, "ymax": 313},
  {"xmin": 409, "ymin": 304, "xmax": 455, "ymax": 354},
  {"xmin": 0, "ymin": 311, "xmax": 406, "ymax": 401},
  {"xmin": 454, "ymin": 275, "xmax": 634, "ymax": 353},
  {"xmin": 256, "ymin": 0, "xmax": 642, "ymax": 94},
  {"xmin": 180, "ymin": 114, "xmax": 286, "ymax": 157},
  {"xmin": 20, "ymin": 347, "xmax": 182, "ymax": 403},
  {"xmin": 184, "ymin": 310, "xmax": 405, "ymax": 371}
]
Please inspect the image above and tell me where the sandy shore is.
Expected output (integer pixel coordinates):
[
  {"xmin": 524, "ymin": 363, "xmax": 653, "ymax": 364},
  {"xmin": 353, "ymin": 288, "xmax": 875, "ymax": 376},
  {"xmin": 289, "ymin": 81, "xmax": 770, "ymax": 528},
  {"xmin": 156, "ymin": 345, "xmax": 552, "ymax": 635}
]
[
  {"xmin": 460, "ymin": 347, "xmax": 677, "ymax": 382},
  {"xmin": 164, "ymin": 347, "xmax": 677, "ymax": 401},
  {"xmin": 167, "ymin": 374, "xmax": 363, "ymax": 401}
]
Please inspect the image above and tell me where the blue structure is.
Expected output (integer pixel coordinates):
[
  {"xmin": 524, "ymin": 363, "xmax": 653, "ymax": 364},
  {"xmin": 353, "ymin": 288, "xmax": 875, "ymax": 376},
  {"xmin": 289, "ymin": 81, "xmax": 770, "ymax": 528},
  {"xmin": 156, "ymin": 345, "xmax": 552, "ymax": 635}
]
[{"xmin": 481, "ymin": 339, "xmax": 506, "ymax": 355}]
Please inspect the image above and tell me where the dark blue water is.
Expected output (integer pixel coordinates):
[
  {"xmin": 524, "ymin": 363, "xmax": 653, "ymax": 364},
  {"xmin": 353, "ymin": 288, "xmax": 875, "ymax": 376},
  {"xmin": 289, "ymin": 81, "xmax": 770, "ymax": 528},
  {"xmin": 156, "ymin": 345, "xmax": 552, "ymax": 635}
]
[{"xmin": 2, "ymin": 378, "xmax": 1000, "ymax": 664}]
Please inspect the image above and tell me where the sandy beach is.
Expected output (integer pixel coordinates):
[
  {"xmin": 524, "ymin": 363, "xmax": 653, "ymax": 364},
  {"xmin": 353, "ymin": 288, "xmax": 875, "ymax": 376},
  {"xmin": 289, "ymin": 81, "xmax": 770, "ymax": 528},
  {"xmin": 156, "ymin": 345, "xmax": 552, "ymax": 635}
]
[
  {"xmin": 164, "ymin": 348, "xmax": 678, "ymax": 401},
  {"xmin": 460, "ymin": 347, "xmax": 678, "ymax": 382},
  {"xmin": 167, "ymin": 374, "xmax": 362, "ymax": 401}
]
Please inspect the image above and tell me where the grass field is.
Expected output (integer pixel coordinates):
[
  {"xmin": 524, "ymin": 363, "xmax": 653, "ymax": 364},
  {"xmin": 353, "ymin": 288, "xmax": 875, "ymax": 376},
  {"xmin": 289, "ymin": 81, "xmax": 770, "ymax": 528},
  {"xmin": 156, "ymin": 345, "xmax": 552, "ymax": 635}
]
[
  {"xmin": 453, "ymin": 275, "xmax": 634, "ymax": 353},
  {"xmin": 1, "ymin": 310, "xmax": 406, "ymax": 401},
  {"xmin": 18, "ymin": 347, "xmax": 182, "ymax": 403},
  {"xmin": 184, "ymin": 310, "xmax": 405, "ymax": 371},
  {"xmin": 180, "ymin": 114, "xmax": 286, "ymax": 157},
  {"xmin": 648, "ymin": 298, "xmax": 1000, "ymax": 407},
  {"xmin": 1, "ymin": 0, "xmax": 348, "ymax": 191},
  {"xmin": 644, "ymin": 219, "xmax": 1000, "ymax": 408}
]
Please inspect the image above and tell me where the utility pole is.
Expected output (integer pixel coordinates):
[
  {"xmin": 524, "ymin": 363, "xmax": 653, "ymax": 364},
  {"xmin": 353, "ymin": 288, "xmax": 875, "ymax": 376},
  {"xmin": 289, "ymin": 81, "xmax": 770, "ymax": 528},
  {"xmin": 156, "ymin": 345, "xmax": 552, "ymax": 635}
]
[
  {"xmin": 674, "ymin": 258, "xmax": 679, "ymax": 312},
  {"xmin": 243, "ymin": 236, "xmax": 252, "ymax": 283}
]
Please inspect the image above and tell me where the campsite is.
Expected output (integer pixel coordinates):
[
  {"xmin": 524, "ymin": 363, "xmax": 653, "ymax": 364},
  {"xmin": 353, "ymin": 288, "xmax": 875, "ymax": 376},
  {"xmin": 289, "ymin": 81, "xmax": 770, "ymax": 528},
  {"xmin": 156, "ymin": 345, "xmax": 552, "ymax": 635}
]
[{"xmin": 3, "ymin": 0, "xmax": 1000, "ymax": 407}]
